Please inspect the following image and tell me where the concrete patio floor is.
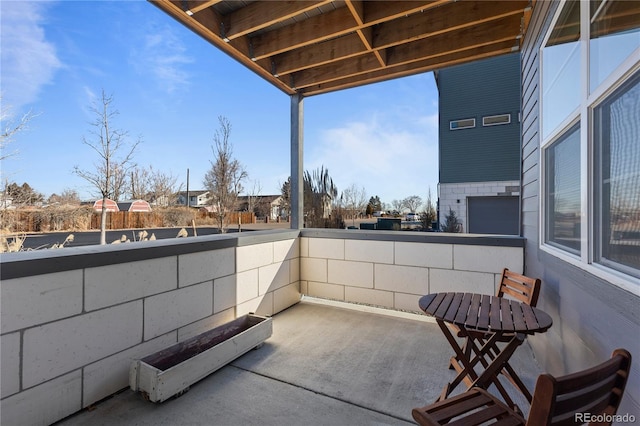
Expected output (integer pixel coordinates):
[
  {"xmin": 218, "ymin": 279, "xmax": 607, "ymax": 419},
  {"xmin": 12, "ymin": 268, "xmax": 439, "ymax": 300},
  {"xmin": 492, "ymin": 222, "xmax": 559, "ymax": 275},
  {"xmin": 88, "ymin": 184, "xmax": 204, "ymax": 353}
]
[{"xmin": 57, "ymin": 298, "xmax": 542, "ymax": 425}]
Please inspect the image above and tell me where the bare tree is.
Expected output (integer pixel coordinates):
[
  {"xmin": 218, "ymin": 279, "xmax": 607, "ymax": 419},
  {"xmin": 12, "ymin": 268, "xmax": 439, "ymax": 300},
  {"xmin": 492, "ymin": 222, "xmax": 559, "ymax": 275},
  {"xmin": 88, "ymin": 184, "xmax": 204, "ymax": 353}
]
[
  {"xmin": 403, "ymin": 195, "xmax": 423, "ymax": 213},
  {"xmin": 129, "ymin": 165, "xmax": 180, "ymax": 205},
  {"xmin": 1, "ymin": 99, "xmax": 36, "ymax": 161},
  {"xmin": 246, "ymin": 179, "xmax": 263, "ymax": 216},
  {"xmin": 279, "ymin": 177, "xmax": 291, "ymax": 220},
  {"xmin": 391, "ymin": 199, "xmax": 403, "ymax": 214},
  {"xmin": 421, "ymin": 186, "xmax": 437, "ymax": 229},
  {"xmin": 341, "ymin": 184, "xmax": 367, "ymax": 226},
  {"xmin": 203, "ymin": 116, "xmax": 247, "ymax": 233},
  {"xmin": 149, "ymin": 166, "xmax": 180, "ymax": 206},
  {"xmin": 74, "ymin": 90, "xmax": 140, "ymax": 244},
  {"xmin": 48, "ymin": 188, "xmax": 81, "ymax": 206},
  {"xmin": 130, "ymin": 166, "xmax": 152, "ymax": 200}
]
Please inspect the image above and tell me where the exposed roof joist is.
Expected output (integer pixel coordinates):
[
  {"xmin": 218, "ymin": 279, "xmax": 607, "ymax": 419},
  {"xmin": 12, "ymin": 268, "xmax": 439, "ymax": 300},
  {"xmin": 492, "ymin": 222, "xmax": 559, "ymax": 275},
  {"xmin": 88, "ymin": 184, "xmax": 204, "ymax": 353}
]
[{"xmin": 151, "ymin": 0, "xmax": 533, "ymax": 96}]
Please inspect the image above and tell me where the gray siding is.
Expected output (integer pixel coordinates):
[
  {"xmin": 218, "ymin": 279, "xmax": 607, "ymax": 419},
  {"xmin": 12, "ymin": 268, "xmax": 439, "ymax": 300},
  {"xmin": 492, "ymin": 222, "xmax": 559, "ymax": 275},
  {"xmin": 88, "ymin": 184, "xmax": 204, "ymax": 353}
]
[
  {"xmin": 521, "ymin": 1, "xmax": 640, "ymax": 417},
  {"xmin": 439, "ymin": 53, "xmax": 521, "ymax": 183}
]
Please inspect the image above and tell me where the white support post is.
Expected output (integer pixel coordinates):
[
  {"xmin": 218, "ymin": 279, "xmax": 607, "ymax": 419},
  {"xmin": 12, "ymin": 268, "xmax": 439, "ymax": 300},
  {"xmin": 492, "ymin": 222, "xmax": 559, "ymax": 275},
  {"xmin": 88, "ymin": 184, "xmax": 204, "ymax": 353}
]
[{"xmin": 290, "ymin": 93, "xmax": 304, "ymax": 229}]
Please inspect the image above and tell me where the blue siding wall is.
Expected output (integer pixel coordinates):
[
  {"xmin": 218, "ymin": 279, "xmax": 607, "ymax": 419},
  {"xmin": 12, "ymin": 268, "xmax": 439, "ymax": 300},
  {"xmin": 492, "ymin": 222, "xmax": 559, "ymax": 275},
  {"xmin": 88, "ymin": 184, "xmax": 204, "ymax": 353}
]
[
  {"xmin": 438, "ymin": 53, "xmax": 521, "ymax": 183},
  {"xmin": 520, "ymin": 1, "xmax": 639, "ymax": 417}
]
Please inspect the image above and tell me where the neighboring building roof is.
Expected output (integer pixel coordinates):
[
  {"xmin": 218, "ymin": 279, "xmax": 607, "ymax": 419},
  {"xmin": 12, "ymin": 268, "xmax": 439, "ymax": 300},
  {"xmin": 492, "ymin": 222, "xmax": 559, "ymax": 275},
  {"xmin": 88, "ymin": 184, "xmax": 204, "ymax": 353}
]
[
  {"xmin": 177, "ymin": 190, "xmax": 209, "ymax": 197},
  {"xmin": 117, "ymin": 200, "xmax": 152, "ymax": 212},
  {"xmin": 93, "ymin": 198, "xmax": 120, "ymax": 212},
  {"xmin": 237, "ymin": 195, "xmax": 282, "ymax": 204}
]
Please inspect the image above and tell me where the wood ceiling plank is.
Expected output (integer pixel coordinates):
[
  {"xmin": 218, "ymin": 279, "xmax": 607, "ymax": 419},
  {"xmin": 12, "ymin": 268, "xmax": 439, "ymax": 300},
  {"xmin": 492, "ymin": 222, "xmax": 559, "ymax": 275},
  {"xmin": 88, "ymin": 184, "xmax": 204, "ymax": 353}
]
[
  {"xmin": 359, "ymin": 26, "xmax": 386, "ymax": 67},
  {"xmin": 292, "ymin": 15, "xmax": 520, "ymax": 89},
  {"xmin": 224, "ymin": 0, "xmax": 333, "ymax": 41},
  {"xmin": 301, "ymin": 40, "xmax": 516, "ymax": 96},
  {"xmin": 153, "ymin": 0, "xmax": 531, "ymax": 97},
  {"xmin": 373, "ymin": 0, "xmax": 529, "ymax": 49},
  {"xmin": 292, "ymin": 53, "xmax": 382, "ymax": 89},
  {"xmin": 250, "ymin": 5, "xmax": 359, "ymax": 60},
  {"xmin": 186, "ymin": 0, "xmax": 223, "ymax": 15},
  {"xmin": 345, "ymin": 0, "xmax": 364, "ymax": 25},
  {"xmin": 363, "ymin": 0, "xmax": 451, "ymax": 25},
  {"xmin": 251, "ymin": 1, "xmax": 452, "ymax": 61},
  {"xmin": 191, "ymin": 7, "xmax": 252, "ymax": 58},
  {"xmin": 387, "ymin": 14, "xmax": 522, "ymax": 66},
  {"xmin": 274, "ymin": 33, "xmax": 367, "ymax": 76}
]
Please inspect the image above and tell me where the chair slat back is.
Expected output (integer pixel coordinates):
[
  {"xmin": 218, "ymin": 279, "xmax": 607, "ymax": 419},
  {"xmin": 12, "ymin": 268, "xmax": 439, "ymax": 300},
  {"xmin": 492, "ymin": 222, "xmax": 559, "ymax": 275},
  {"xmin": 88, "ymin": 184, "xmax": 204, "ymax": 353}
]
[
  {"xmin": 527, "ymin": 349, "xmax": 632, "ymax": 426},
  {"xmin": 498, "ymin": 268, "xmax": 541, "ymax": 307}
]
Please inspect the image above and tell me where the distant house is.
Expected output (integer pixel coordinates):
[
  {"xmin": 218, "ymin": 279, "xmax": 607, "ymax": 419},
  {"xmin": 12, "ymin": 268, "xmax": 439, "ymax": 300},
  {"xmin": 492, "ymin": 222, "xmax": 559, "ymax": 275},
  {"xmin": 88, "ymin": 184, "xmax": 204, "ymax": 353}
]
[
  {"xmin": 237, "ymin": 195, "xmax": 285, "ymax": 220},
  {"xmin": 0, "ymin": 194, "xmax": 14, "ymax": 210},
  {"xmin": 176, "ymin": 190, "xmax": 211, "ymax": 207},
  {"xmin": 117, "ymin": 200, "xmax": 152, "ymax": 212},
  {"xmin": 93, "ymin": 198, "xmax": 119, "ymax": 212}
]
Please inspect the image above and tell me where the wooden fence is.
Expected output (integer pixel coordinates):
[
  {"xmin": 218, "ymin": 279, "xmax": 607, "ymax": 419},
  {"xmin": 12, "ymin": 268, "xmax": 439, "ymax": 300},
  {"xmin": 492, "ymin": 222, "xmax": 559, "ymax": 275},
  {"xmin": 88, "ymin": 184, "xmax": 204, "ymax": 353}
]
[
  {"xmin": 91, "ymin": 211, "xmax": 255, "ymax": 230},
  {"xmin": 1, "ymin": 209, "xmax": 256, "ymax": 233}
]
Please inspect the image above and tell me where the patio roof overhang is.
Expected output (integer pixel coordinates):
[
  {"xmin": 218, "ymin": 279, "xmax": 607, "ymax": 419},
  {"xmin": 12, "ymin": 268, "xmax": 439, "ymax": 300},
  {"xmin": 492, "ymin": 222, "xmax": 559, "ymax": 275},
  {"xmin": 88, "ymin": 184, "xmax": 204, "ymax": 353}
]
[{"xmin": 150, "ymin": 0, "xmax": 534, "ymax": 97}]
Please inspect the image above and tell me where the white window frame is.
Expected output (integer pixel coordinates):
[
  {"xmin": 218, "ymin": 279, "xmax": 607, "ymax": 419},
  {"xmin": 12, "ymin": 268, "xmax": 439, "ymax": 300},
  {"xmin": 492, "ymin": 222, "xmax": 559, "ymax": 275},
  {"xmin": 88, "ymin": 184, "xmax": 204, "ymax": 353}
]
[
  {"xmin": 449, "ymin": 118, "xmax": 475, "ymax": 130},
  {"xmin": 482, "ymin": 114, "xmax": 511, "ymax": 126},
  {"xmin": 539, "ymin": 0, "xmax": 640, "ymax": 295}
]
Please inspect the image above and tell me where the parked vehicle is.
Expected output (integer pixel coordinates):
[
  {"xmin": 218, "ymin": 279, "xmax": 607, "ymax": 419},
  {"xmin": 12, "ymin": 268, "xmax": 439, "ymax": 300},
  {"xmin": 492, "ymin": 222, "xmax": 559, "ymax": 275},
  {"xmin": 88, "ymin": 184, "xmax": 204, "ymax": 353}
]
[{"xmin": 405, "ymin": 212, "xmax": 420, "ymax": 221}]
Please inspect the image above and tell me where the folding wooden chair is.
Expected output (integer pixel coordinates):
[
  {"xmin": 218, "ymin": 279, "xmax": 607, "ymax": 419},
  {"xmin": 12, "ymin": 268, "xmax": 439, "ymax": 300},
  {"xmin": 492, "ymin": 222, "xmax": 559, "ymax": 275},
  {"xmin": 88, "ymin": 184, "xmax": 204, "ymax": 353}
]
[
  {"xmin": 448, "ymin": 268, "xmax": 541, "ymax": 402},
  {"xmin": 413, "ymin": 348, "xmax": 632, "ymax": 425}
]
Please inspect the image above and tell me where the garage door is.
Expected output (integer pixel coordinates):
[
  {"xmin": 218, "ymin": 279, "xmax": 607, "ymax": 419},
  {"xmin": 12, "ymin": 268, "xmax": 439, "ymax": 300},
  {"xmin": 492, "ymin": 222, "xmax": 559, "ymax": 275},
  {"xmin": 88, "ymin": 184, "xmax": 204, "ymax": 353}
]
[{"xmin": 467, "ymin": 196, "xmax": 519, "ymax": 235}]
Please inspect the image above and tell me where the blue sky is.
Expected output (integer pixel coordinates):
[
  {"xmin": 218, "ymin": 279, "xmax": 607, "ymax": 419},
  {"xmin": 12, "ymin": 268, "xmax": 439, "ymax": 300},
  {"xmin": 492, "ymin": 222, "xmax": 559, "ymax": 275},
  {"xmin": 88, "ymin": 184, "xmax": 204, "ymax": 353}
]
[{"xmin": 1, "ymin": 0, "xmax": 439, "ymax": 208}]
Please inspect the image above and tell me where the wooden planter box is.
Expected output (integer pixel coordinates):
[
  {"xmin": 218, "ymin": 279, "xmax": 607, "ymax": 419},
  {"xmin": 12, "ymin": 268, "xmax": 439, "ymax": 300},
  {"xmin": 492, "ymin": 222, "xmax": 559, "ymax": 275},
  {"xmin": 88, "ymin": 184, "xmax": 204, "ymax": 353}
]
[{"xmin": 130, "ymin": 314, "xmax": 272, "ymax": 402}]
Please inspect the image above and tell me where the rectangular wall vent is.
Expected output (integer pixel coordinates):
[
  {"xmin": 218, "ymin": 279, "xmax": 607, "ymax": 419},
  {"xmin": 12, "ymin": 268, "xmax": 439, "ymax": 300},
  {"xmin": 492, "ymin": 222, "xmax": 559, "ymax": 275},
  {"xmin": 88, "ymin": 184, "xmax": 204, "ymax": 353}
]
[
  {"xmin": 450, "ymin": 118, "xmax": 476, "ymax": 130},
  {"xmin": 483, "ymin": 114, "xmax": 511, "ymax": 126}
]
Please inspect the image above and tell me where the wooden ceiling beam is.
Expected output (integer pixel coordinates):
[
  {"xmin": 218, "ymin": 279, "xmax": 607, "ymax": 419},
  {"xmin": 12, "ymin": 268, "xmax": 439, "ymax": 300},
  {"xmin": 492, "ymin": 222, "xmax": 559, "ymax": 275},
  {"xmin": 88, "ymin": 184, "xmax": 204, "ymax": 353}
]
[
  {"xmin": 362, "ymin": 0, "xmax": 452, "ymax": 25},
  {"xmin": 387, "ymin": 14, "xmax": 522, "ymax": 66},
  {"xmin": 184, "ymin": 0, "xmax": 222, "ymax": 16},
  {"xmin": 291, "ymin": 14, "xmax": 521, "ymax": 89},
  {"xmin": 293, "ymin": 53, "xmax": 383, "ymax": 89},
  {"xmin": 223, "ymin": 0, "xmax": 333, "ymax": 41},
  {"xmin": 272, "ymin": 0, "xmax": 530, "ymax": 76},
  {"xmin": 250, "ymin": 5, "xmax": 358, "ymax": 60},
  {"xmin": 250, "ymin": 0, "xmax": 456, "ymax": 61},
  {"xmin": 345, "ymin": 0, "xmax": 386, "ymax": 66},
  {"xmin": 373, "ymin": 1, "xmax": 529, "ymax": 49},
  {"xmin": 274, "ymin": 33, "xmax": 368, "ymax": 76},
  {"xmin": 152, "ymin": 0, "xmax": 535, "ymax": 97},
  {"xmin": 301, "ymin": 40, "xmax": 516, "ymax": 96}
]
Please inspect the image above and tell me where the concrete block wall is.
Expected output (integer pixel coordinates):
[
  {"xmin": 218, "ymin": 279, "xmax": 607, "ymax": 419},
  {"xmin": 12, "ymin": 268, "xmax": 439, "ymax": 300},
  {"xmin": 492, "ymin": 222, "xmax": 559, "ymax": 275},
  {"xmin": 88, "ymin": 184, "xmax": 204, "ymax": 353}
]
[
  {"xmin": 438, "ymin": 180, "xmax": 520, "ymax": 231},
  {"xmin": 300, "ymin": 230, "xmax": 524, "ymax": 313},
  {"xmin": 0, "ymin": 230, "xmax": 301, "ymax": 426}
]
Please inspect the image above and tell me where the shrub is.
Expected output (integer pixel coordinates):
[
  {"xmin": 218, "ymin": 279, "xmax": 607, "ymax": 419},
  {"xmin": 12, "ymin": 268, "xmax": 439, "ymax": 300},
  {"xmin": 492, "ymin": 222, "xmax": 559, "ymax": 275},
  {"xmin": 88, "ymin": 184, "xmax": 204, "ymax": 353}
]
[
  {"xmin": 160, "ymin": 207, "xmax": 196, "ymax": 227},
  {"xmin": 441, "ymin": 208, "xmax": 463, "ymax": 233}
]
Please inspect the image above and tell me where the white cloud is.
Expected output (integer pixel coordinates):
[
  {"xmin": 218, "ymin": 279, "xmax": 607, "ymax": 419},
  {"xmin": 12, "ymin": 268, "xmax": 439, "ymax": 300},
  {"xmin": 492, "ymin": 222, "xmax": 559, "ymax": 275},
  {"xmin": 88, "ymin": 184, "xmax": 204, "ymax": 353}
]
[
  {"xmin": 0, "ymin": 1, "xmax": 62, "ymax": 111},
  {"xmin": 131, "ymin": 22, "xmax": 193, "ymax": 94},
  {"xmin": 308, "ymin": 112, "xmax": 439, "ymax": 205}
]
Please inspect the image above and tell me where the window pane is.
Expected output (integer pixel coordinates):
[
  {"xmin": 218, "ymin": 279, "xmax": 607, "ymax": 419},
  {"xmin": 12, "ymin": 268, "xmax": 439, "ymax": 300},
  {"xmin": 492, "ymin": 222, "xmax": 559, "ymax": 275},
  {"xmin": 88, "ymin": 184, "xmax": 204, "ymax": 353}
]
[
  {"xmin": 542, "ymin": 1, "xmax": 581, "ymax": 139},
  {"xmin": 590, "ymin": 0, "xmax": 640, "ymax": 92},
  {"xmin": 545, "ymin": 124, "xmax": 581, "ymax": 254},
  {"xmin": 594, "ymin": 71, "xmax": 640, "ymax": 277}
]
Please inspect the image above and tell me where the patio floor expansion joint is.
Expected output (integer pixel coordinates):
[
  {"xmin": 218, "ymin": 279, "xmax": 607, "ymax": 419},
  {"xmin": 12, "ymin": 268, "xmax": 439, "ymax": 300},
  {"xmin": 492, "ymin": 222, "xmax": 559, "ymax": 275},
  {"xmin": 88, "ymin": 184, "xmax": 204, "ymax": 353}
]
[{"xmin": 228, "ymin": 363, "xmax": 414, "ymax": 424}]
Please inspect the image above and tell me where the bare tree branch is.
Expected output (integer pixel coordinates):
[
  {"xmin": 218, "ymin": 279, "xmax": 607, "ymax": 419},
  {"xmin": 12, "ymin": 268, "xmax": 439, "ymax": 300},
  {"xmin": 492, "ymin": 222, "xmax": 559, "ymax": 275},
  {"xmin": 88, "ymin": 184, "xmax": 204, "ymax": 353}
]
[
  {"xmin": 203, "ymin": 116, "xmax": 247, "ymax": 233},
  {"xmin": 73, "ymin": 89, "xmax": 140, "ymax": 244}
]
